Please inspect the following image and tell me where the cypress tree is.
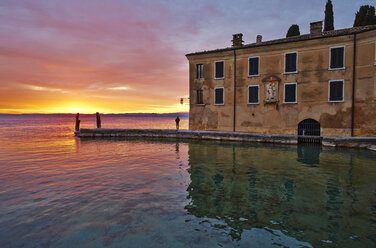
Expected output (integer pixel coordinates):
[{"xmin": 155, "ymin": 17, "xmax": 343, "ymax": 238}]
[
  {"xmin": 354, "ymin": 5, "xmax": 376, "ymax": 27},
  {"xmin": 286, "ymin": 24, "xmax": 300, "ymax": 38},
  {"xmin": 324, "ymin": 0, "xmax": 334, "ymax": 31}
]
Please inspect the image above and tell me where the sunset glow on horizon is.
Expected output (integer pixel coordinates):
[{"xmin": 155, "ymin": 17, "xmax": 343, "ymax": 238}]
[{"xmin": 0, "ymin": 0, "xmax": 373, "ymax": 114}]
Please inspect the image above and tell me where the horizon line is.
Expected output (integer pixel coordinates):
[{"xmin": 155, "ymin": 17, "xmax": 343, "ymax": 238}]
[{"xmin": 0, "ymin": 112, "xmax": 189, "ymax": 115}]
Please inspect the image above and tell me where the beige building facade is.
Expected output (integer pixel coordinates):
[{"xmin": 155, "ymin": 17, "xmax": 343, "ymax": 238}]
[{"xmin": 186, "ymin": 22, "xmax": 376, "ymax": 137}]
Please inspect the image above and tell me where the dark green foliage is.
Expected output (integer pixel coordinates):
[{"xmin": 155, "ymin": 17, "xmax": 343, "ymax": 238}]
[
  {"xmin": 324, "ymin": 0, "xmax": 334, "ymax": 31},
  {"xmin": 286, "ymin": 24, "xmax": 300, "ymax": 38},
  {"xmin": 353, "ymin": 5, "xmax": 376, "ymax": 27}
]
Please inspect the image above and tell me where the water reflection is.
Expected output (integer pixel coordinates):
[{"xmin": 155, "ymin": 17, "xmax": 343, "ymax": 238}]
[
  {"xmin": 175, "ymin": 142, "xmax": 180, "ymax": 159},
  {"xmin": 297, "ymin": 144, "xmax": 322, "ymax": 166},
  {"xmin": 1, "ymin": 113, "xmax": 375, "ymax": 247},
  {"xmin": 185, "ymin": 142, "xmax": 376, "ymax": 247}
]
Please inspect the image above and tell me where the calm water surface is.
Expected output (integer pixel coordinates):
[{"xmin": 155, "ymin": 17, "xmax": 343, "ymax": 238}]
[{"xmin": 0, "ymin": 114, "xmax": 375, "ymax": 247}]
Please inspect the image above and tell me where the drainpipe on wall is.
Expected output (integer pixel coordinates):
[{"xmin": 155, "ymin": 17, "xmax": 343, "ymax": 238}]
[
  {"xmin": 231, "ymin": 33, "xmax": 243, "ymax": 133},
  {"xmin": 233, "ymin": 49, "xmax": 237, "ymax": 132},
  {"xmin": 351, "ymin": 33, "xmax": 357, "ymax": 137}
]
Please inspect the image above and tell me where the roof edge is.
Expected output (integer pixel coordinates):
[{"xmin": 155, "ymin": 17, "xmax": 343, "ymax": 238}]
[{"xmin": 186, "ymin": 25, "xmax": 376, "ymax": 57}]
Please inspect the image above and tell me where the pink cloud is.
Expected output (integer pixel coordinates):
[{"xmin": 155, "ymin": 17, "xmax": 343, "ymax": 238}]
[
  {"xmin": 0, "ymin": 0, "xmax": 191, "ymax": 113},
  {"xmin": 0, "ymin": 0, "xmax": 369, "ymax": 113}
]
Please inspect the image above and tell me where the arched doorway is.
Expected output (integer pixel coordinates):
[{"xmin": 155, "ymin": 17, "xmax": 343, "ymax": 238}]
[{"xmin": 298, "ymin": 119, "xmax": 321, "ymax": 143}]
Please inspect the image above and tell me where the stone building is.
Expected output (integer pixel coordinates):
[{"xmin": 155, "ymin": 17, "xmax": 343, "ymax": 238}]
[{"xmin": 186, "ymin": 22, "xmax": 376, "ymax": 137}]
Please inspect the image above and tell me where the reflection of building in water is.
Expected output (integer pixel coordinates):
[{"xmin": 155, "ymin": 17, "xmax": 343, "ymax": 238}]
[
  {"xmin": 185, "ymin": 142, "xmax": 376, "ymax": 246},
  {"xmin": 297, "ymin": 144, "xmax": 322, "ymax": 166},
  {"xmin": 185, "ymin": 143, "xmax": 262, "ymax": 240},
  {"xmin": 186, "ymin": 142, "xmax": 298, "ymax": 241},
  {"xmin": 325, "ymin": 178, "xmax": 343, "ymax": 244}
]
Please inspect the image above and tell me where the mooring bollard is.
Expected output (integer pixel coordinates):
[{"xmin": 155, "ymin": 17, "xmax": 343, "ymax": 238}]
[
  {"xmin": 75, "ymin": 113, "xmax": 80, "ymax": 131},
  {"xmin": 96, "ymin": 112, "xmax": 101, "ymax": 128}
]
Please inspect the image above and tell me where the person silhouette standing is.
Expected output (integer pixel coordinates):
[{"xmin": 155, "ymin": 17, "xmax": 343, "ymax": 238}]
[{"xmin": 175, "ymin": 116, "xmax": 180, "ymax": 131}]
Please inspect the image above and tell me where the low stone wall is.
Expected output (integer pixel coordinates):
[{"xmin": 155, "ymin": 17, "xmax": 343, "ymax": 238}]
[
  {"xmin": 322, "ymin": 136, "xmax": 376, "ymax": 150},
  {"xmin": 75, "ymin": 129, "xmax": 376, "ymax": 150}
]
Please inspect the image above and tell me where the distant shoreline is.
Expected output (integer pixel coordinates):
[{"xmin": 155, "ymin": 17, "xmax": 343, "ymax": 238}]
[{"xmin": 0, "ymin": 113, "xmax": 189, "ymax": 117}]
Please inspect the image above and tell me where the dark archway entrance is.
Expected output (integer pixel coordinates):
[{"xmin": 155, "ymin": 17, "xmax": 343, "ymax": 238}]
[{"xmin": 298, "ymin": 119, "xmax": 321, "ymax": 143}]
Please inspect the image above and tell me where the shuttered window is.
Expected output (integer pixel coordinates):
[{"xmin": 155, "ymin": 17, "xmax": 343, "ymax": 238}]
[
  {"xmin": 330, "ymin": 47, "xmax": 344, "ymax": 69},
  {"xmin": 285, "ymin": 52, "xmax": 297, "ymax": 73},
  {"xmin": 196, "ymin": 90, "xmax": 203, "ymax": 104},
  {"xmin": 248, "ymin": 57, "xmax": 259, "ymax": 76},
  {"xmin": 215, "ymin": 61, "xmax": 224, "ymax": 79},
  {"xmin": 197, "ymin": 64, "xmax": 203, "ymax": 79},
  {"xmin": 214, "ymin": 88, "xmax": 224, "ymax": 105},
  {"xmin": 248, "ymin": 86, "xmax": 259, "ymax": 104},
  {"xmin": 329, "ymin": 80, "xmax": 344, "ymax": 102},
  {"xmin": 284, "ymin": 83, "xmax": 297, "ymax": 103}
]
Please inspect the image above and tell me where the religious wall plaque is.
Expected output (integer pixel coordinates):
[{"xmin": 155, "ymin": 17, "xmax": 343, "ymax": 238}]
[{"xmin": 262, "ymin": 75, "xmax": 281, "ymax": 103}]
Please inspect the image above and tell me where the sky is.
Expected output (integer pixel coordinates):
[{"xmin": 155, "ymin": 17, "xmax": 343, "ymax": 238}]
[{"xmin": 0, "ymin": 0, "xmax": 374, "ymax": 114}]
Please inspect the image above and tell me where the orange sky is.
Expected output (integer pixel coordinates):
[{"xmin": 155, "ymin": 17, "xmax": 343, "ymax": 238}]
[
  {"xmin": 0, "ymin": 0, "xmax": 371, "ymax": 113},
  {"xmin": 0, "ymin": 0, "xmax": 191, "ymax": 114}
]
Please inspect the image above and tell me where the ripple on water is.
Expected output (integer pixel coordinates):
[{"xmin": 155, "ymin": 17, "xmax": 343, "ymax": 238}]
[{"xmin": 0, "ymin": 115, "xmax": 375, "ymax": 247}]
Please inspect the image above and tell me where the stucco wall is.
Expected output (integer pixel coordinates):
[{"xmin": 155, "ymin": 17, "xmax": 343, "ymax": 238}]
[{"xmin": 187, "ymin": 30, "xmax": 376, "ymax": 137}]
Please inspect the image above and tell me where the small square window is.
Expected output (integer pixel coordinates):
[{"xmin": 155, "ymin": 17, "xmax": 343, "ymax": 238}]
[
  {"xmin": 285, "ymin": 52, "xmax": 297, "ymax": 73},
  {"xmin": 197, "ymin": 64, "xmax": 203, "ymax": 79},
  {"xmin": 214, "ymin": 88, "xmax": 224, "ymax": 105},
  {"xmin": 330, "ymin": 47, "xmax": 345, "ymax": 69},
  {"xmin": 284, "ymin": 83, "xmax": 297, "ymax": 103},
  {"xmin": 248, "ymin": 86, "xmax": 259, "ymax": 104},
  {"xmin": 196, "ymin": 89, "xmax": 203, "ymax": 104},
  {"xmin": 215, "ymin": 61, "xmax": 224, "ymax": 79},
  {"xmin": 329, "ymin": 80, "xmax": 344, "ymax": 102},
  {"xmin": 248, "ymin": 57, "xmax": 259, "ymax": 76}
]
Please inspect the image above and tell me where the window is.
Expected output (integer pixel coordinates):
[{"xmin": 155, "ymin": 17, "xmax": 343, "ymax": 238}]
[
  {"xmin": 214, "ymin": 61, "xmax": 224, "ymax": 79},
  {"xmin": 196, "ymin": 90, "xmax": 203, "ymax": 104},
  {"xmin": 329, "ymin": 80, "xmax": 344, "ymax": 102},
  {"xmin": 214, "ymin": 87, "xmax": 224, "ymax": 105},
  {"xmin": 197, "ymin": 64, "xmax": 203, "ymax": 79},
  {"xmin": 248, "ymin": 85, "xmax": 259, "ymax": 104},
  {"xmin": 330, "ymin": 46, "xmax": 345, "ymax": 69},
  {"xmin": 248, "ymin": 57, "xmax": 259, "ymax": 76},
  {"xmin": 285, "ymin": 52, "xmax": 297, "ymax": 73},
  {"xmin": 284, "ymin": 83, "xmax": 297, "ymax": 103}
]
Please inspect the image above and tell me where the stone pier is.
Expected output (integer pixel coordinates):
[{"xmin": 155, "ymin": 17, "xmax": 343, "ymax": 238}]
[{"xmin": 75, "ymin": 128, "xmax": 376, "ymax": 150}]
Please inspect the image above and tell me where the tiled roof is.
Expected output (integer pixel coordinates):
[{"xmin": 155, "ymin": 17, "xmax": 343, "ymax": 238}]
[{"xmin": 186, "ymin": 25, "xmax": 376, "ymax": 56}]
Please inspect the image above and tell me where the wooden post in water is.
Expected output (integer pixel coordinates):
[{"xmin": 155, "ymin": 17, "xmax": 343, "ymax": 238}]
[
  {"xmin": 96, "ymin": 112, "xmax": 101, "ymax": 128},
  {"xmin": 75, "ymin": 113, "xmax": 80, "ymax": 131}
]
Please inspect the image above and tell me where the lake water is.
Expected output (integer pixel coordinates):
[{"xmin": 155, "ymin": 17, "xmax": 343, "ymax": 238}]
[{"xmin": 0, "ymin": 114, "xmax": 375, "ymax": 247}]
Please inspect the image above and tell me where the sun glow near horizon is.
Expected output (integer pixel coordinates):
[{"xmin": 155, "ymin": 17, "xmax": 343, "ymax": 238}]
[
  {"xmin": 0, "ymin": 0, "xmax": 373, "ymax": 115},
  {"xmin": 0, "ymin": 101, "xmax": 189, "ymax": 114}
]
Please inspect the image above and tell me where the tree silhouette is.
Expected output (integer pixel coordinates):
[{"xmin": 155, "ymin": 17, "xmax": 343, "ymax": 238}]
[
  {"xmin": 286, "ymin": 24, "xmax": 300, "ymax": 38},
  {"xmin": 353, "ymin": 5, "xmax": 376, "ymax": 27},
  {"xmin": 324, "ymin": 0, "xmax": 334, "ymax": 31}
]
